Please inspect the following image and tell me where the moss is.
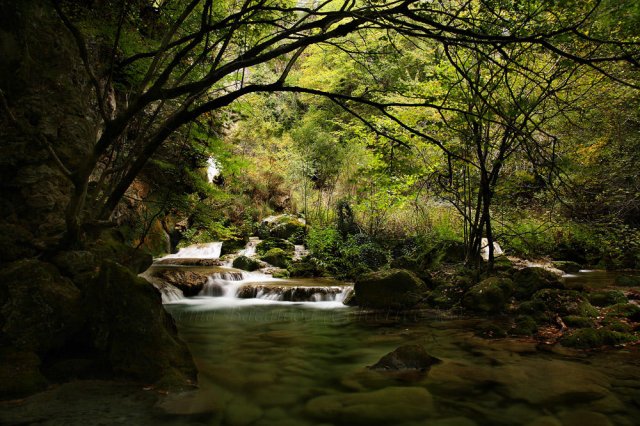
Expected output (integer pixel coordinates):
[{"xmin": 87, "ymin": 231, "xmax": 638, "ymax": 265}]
[
  {"xmin": 605, "ymin": 303, "xmax": 640, "ymax": 321},
  {"xmin": 587, "ymin": 290, "xmax": 627, "ymax": 307},
  {"xmin": 493, "ymin": 256, "xmax": 515, "ymax": 273},
  {"xmin": 232, "ymin": 255, "xmax": 261, "ymax": 271},
  {"xmin": 288, "ymin": 257, "xmax": 326, "ymax": 278},
  {"xmin": 532, "ymin": 289, "xmax": 598, "ymax": 318},
  {"xmin": 512, "ymin": 267, "xmax": 564, "ymax": 300},
  {"xmin": 271, "ymin": 269, "xmax": 290, "ymax": 279},
  {"xmin": 561, "ymin": 328, "xmax": 636, "ymax": 349},
  {"xmin": 562, "ymin": 315, "xmax": 595, "ymax": 328},
  {"xmin": 354, "ymin": 269, "xmax": 427, "ymax": 309},
  {"xmin": 256, "ymin": 238, "xmax": 295, "ymax": 256},
  {"xmin": 426, "ymin": 284, "xmax": 464, "ymax": 309},
  {"xmin": 615, "ymin": 275, "xmax": 640, "ymax": 287},
  {"xmin": 476, "ymin": 322, "xmax": 508, "ymax": 339},
  {"xmin": 261, "ymin": 248, "xmax": 291, "ymax": 268},
  {"xmin": 512, "ymin": 315, "xmax": 538, "ymax": 336},
  {"xmin": 551, "ymin": 261, "xmax": 581, "ymax": 273},
  {"xmin": 517, "ymin": 300, "xmax": 552, "ymax": 323},
  {"xmin": 0, "ymin": 349, "xmax": 48, "ymax": 399},
  {"xmin": 602, "ymin": 319, "xmax": 633, "ymax": 333},
  {"xmin": 462, "ymin": 277, "xmax": 514, "ymax": 313}
]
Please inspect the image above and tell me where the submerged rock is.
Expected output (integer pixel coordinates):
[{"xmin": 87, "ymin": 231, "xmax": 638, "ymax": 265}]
[
  {"xmin": 85, "ymin": 261, "xmax": 197, "ymax": 388},
  {"xmin": 354, "ymin": 269, "xmax": 427, "ymax": 309},
  {"xmin": 462, "ymin": 277, "xmax": 514, "ymax": 313},
  {"xmin": 305, "ymin": 387, "xmax": 433, "ymax": 424},
  {"xmin": 154, "ymin": 270, "xmax": 209, "ymax": 296},
  {"xmin": 369, "ymin": 344, "xmax": 440, "ymax": 371},
  {"xmin": 551, "ymin": 261, "xmax": 581, "ymax": 274},
  {"xmin": 512, "ymin": 267, "xmax": 564, "ymax": 299}
]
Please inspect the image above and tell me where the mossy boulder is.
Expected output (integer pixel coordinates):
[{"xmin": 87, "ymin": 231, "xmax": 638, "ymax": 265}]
[
  {"xmin": 512, "ymin": 315, "xmax": 538, "ymax": 336},
  {"xmin": 604, "ymin": 303, "xmax": 640, "ymax": 321},
  {"xmin": 615, "ymin": 275, "xmax": 640, "ymax": 287},
  {"xmin": 462, "ymin": 277, "xmax": 514, "ymax": 313},
  {"xmin": 551, "ymin": 261, "xmax": 582, "ymax": 274},
  {"xmin": 0, "ymin": 259, "xmax": 83, "ymax": 354},
  {"xmin": 369, "ymin": 345, "xmax": 441, "ymax": 371},
  {"xmin": 512, "ymin": 267, "xmax": 564, "ymax": 299},
  {"xmin": 220, "ymin": 238, "xmax": 248, "ymax": 256},
  {"xmin": 517, "ymin": 299, "xmax": 552, "ymax": 323},
  {"xmin": 0, "ymin": 349, "xmax": 48, "ymax": 399},
  {"xmin": 562, "ymin": 315, "xmax": 596, "ymax": 328},
  {"xmin": 85, "ymin": 261, "xmax": 196, "ymax": 387},
  {"xmin": 256, "ymin": 238, "xmax": 295, "ymax": 256},
  {"xmin": 90, "ymin": 229, "xmax": 152, "ymax": 274},
  {"xmin": 531, "ymin": 289, "xmax": 598, "ymax": 317},
  {"xmin": 261, "ymin": 248, "xmax": 291, "ymax": 268},
  {"xmin": 0, "ymin": 223, "xmax": 37, "ymax": 264},
  {"xmin": 232, "ymin": 255, "xmax": 262, "ymax": 272},
  {"xmin": 271, "ymin": 268, "xmax": 290, "ymax": 279},
  {"xmin": 425, "ymin": 284, "xmax": 464, "ymax": 309},
  {"xmin": 493, "ymin": 256, "xmax": 515, "ymax": 273},
  {"xmin": 288, "ymin": 257, "xmax": 326, "ymax": 278},
  {"xmin": 354, "ymin": 269, "xmax": 427, "ymax": 309},
  {"xmin": 587, "ymin": 290, "xmax": 627, "ymax": 307},
  {"xmin": 561, "ymin": 328, "xmax": 636, "ymax": 349},
  {"xmin": 51, "ymin": 250, "xmax": 96, "ymax": 278}
]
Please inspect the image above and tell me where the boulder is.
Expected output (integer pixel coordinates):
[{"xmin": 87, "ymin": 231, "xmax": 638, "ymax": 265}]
[
  {"xmin": 511, "ymin": 315, "xmax": 538, "ymax": 336},
  {"xmin": 288, "ymin": 257, "xmax": 326, "ymax": 278},
  {"xmin": 551, "ymin": 261, "xmax": 581, "ymax": 274},
  {"xmin": 615, "ymin": 275, "xmax": 640, "ymax": 287},
  {"xmin": 155, "ymin": 270, "xmax": 209, "ymax": 296},
  {"xmin": 261, "ymin": 248, "xmax": 291, "ymax": 268},
  {"xmin": 256, "ymin": 238, "xmax": 295, "ymax": 256},
  {"xmin": 532, "ymin": 289, "xmax": 598, "ymax": 317},
  {"xmin": 354, "ymin": 269, "xmax": 427, "ymax": 309},
  {"xmin": 369, "ymin": 345, "xmax": 441, "ymax": 371},
  {"xmin": 232, "ymin": 255, "xmax": 262, "ymax": 272},
  {"xmin": 51, "ymin": 250, "xmax": 96, "ymax": 278},
  {"xmin": 562, "ymin": 315, "xmax": 595, "ymax": 328},
  {"xmin": 85, "ymin": 261, "xmax": 197, "ymax": 387},
  {"xmin": 587, "ymin": 290, "xmax": 627, "ymax": 307},
  {"xmin": 259, "ymin": 215, "xmax": 305, "ymax": 243},
  {"xmin": 604, "ymin": 303, "xmax": 640, "ymax": 321},
  {"xmin": 561, "ymin": 328, "xmax": 636, "ymax": 349},
  {"xmin": 90, "ymin": 229, "xmax": 152, "ymax": 274},
  {"xmin": 462, "ymin": 277, "xmax": 514, "ymax": 313},
  {"xmin": 0, "ymin": 260, "xmax": 83, "ymax": 354},
  {"xmin": 0, "ymin": 349, "xmax": 48, "ymax": 399},
  {"xmin": 342, "ymin": 288, "xmax": 357, "ymax": 306},
  {"xmin": 0, "ymin": 223, "xmax": 37, "ymax": 264},
  {"xmin": 512, "ymin": 267, "xmax": 564, "ymax": 300}
]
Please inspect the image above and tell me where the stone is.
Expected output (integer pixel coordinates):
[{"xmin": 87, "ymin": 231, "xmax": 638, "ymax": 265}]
[
  {"xmin": 261, "ymin": 248, "xmax": 291, "ymax": 268},
  {"xmin": 232, "ymin": 255, "xmax": 262, "ymax": 271},
  {"xmin": 259, "ymin": 215, "xmax": 306, "ymax": 244},
  {"xmin": 512, "ymin": 267, "xmax": 564, "ymax": 299},
  {"xmin": 51, "ymin": 250, "xmax": 96, "ymax": 278},
  {"xmin": 604, "ymin": 303, "xmax": 640, "ymax": 321},
  {"xmin": 615, "ymin": 275, "xmax": 640, "ymax": 287},
  {"xmin": 288, "ymin": 257, "xmax": 326, "ymax": 278},
  {"xmin": 512, "ymin": 315, "xmax": 538, "ymax": 335},
  {"xmin": 561, "ymin": 328, "xmax": 636, "ymax": 349},
  {"xmin": 532, "ymin": 289, "xmax": 598, "ymax": 317},
  {"xmin": 90, "ymin": 229, "xmax": 152, "ymax": 274},
  {"xmin": 256, "ymin": 238, "xmax": 296, "ymax": 255},
  {"xmin": 0, "ymin": 223, "xmax": 36, "ymax": 263},
  {"xmin": 369, "ymin": 345, "xmax": 441, "ymax": 371},
  {"xmin": 588, "ymin": 290, "xmax": 627, "ymax": 307},
  {"xmin": 562, "ymin": 315, "xmax": 595, "ymax": 328},
  {"xmin": 551, "ymin": 261, "xmax": 582, "ymax": 274},
  {"xmin": 85, "ymin": 261, "xmax": 197, "ymax": 387},
  {"xmin": 342, "ymin": 288, "xmax": 357, "ymax": 306},
  {"xmin": 354, "ymin": 269, "xmax": 427, "ymax": 309},
  {"xmin": 305, "ymin": 387, "xmax": 434, "ymax": 424},
  {"xmin": 426, "ymin": 284, "xmax": 464, "ymax": 309},
  {"xmin": 462, "ymin": 277, "xmax": 514, "ymax": 313},
  {"xmin": 0, "ymin": 349, "xmax": 48, "ymax": 399},
  {"xmin": 155, "ymin": 269, "xmax": 209, "ymax": 296},
  {"xmin": 0, "ymin": 259, "xmax": 83, "ymax": 354}
]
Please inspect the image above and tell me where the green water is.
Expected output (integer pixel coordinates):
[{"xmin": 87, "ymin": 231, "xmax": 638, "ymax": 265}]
[{"xmin": 162, "ymin": 300, "xmax": 640, "ymax": 426}]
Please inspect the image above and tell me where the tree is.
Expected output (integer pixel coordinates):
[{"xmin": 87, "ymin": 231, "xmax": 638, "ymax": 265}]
[{"xmin": 1, "ymin": 0, "xmax": 638, "ymax": 249}]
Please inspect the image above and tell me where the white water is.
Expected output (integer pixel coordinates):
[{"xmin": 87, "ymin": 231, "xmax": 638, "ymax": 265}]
[
  {"xmin": 238, "ymin": 237, "xmax": 260, "ymax": 257},
  {"xmin": 480, "ymin": 238, "xmax": 503, "ymax": 261},
  {"xmin": 206, "ymin": 157, "xmax": 221, "ymax": 183},
  {"xmin": 159, "ymin": 242, "xmax": 223, "ymax": 260}
]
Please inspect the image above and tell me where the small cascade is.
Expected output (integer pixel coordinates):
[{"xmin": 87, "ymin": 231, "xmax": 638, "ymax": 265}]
[
  {"xmin": 236, "ymin": 284, "xmax": 349, "ymax": 302},
  {"xmin": 160, "ymin": 242, "xmax": 223, "ymax": 260},
  {"xmin": 293, "ymin": 245, "xmax": 309, "ymax": 261},
  {"xmin": 480, "ymin": 238, "xmax": 503, "ymax": 261},
  {"xmin": 238, "ymin": 237, "xmax": 261, "ymax": 257}
]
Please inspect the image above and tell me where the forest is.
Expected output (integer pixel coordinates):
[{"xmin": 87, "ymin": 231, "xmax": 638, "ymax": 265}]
[{"xmin": 1, "ymin": 0, "xmax": 640, "ymax": 425}]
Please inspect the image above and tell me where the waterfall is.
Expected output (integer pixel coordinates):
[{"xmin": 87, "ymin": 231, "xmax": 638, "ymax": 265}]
[
  {"xmin": 238, "ymin": 237, "xmax": 261, "ymax": 257},
  {"xmin": 207, "ymin": 157, "xmax": 221, "ymax": 183},
  {"xmin": 160, "ymin": 242, "xmax": 223, "ymax": 260},
  {"xmin": 480, "ymin": 238, "xmax": 503, "ymax": 261}
]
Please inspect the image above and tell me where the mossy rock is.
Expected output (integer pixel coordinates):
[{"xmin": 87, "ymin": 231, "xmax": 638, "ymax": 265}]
[
  {"xmin": 561, "ymin": 328, "xmax": 636, "ymax": 349},
  {"xmin": 261, "ymin": 248, "xmax": 291, "ymax": 268},
  {"xmin": 354, "ymin": 269, "xmax": 427, "ymax": 309},
  {"xmin": 90, "ymin": 229, "xmax": 152, "ymax": 274},
  {"xmin": 256, "ymin": 238, "xmax": 295, "ymax": 256},
  {"xmin": 271, "ymin": 268, "xmax": 290, "ymax": 279},
  {"xmin": 0, "ymin": 259, "xmax": 83, "ymax": 354},
  {"xmin": 425, "ymin": 284, "xmax": 464, "ymax": 309},
  {"xmin": 517, "ymin": 300, "xmax": 552, "ymax": 323},
  {"xmin": 587, "ymin": 290, "xmax": 627, "ymax": 307},
  {"xmin": 0, "ymin": 223, "xmax": 37, "ymax": 264},
  {"xmin": 258, "ymin": 215, "xmax": 306, "ymax": 244},
  {"xmin": 51, "ymin": 250, "xmax": 96, "ymax": 278},
  {"xmin": 0, "ymin": 349, "xmax": 48, "ymax": 399},
  {"xmin": 462, "ymin": 277, "xmax": 514, "ymax": 313},
  {"xmin": 232, "ymin": 255, "xmax": 262, "ymax": 272},
  {"xmin": 85, "ymin": 261, "xmax": 197, "ymax": 388},
  {"xmin": 220, "ymin": 238, "xmax": 248, "ymax": 256},
  {"xmin": 512, "ymin": 315, "xmax": 538, "ymax": 336},
  {"xmin": 512, "ymin": 267, "xmax": 564, "ymax": 300},
  {"xmin": 493, "ymin": 256, "xmax": 515, "ymax": 273},
  {"xmin": 602, "ymin": 318, "xmax": 634, "ymax": 333},
  {"xmin": 531, "ymin": 289, "xmax": 598, "ymax": 318},
  {"xmin": 615, "ymin": 275, "xmax": 640, "ymax": 287},
  {"xmin": 342, "ymin": 288, "xmax": 357, "ymax": 306},
  {"xmin": 562, "ymin": 315, "xmax": 596, "ymax": 328},
  {"xmin": 551, "ymin": 261, "xmax": 582, "ymax": 274},
  {"xmin": 604, "ymin": 303, "xmax": 640, "ymax": 321}
]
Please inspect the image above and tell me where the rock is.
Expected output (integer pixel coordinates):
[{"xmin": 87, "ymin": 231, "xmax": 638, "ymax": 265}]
[
  {"xmin": 261, "ymin": 248, "xmax": 291, "ymax": 268},
  {"xmin": 588, "ymin": 290, "xmax": 627, "ymax": 307},
  {"xmin": 532, "ymin": 289, "xmax": 598, "ymax": 317},
  {"xmin": 305, "ymin": 387, "xmax": 433, "ymax": 424},
  {"xmin": 512, "ymin": 315, "xmax": 538, "ymax": 335},
  {"xmin": 493, "ymin": 256, "xmax": 515, "ymax": 273},
  {"xmin": 561, "ymin": 328, "xmax": 636, "ymax": 349},
  {"xmin": 426, "ymin": 284, "xmax": 464, "ymax": 309},
  {"xmin": 51, "ymin": 250, "xmax": 96, "ymax": 278},
  {"xmin": 604, "ymin": 303, "xmax": 640, "ymax": 321},
  {"xmin": 562, "ymin": 315, "xmax": 595, "ymax": 328},
  {"xmin": 0, "ymin": 259, "xmax": 83, "ymax": 354},
  {"xmin": 462, "ymin": 277, "xmax": 514, "ymax": 313},
  {"xmin": 512, "ymin": 267, "xmax": 564, "ymax": 299},
  {"xmin": 0, "ymin": 223, "xmax": 37, "ymax": 263},
  {"xmin": 154, "ymin": 258, "xmax": 223, "ymax": 266},
  {"xmin": 0, "ymin": 349, "xmax": 48, "ymax": 399},
  {"xmin": 259, "ymin": 215, "xmax": 306, "ymax": 244},
  {"xmin": 369, "ymin": 344, "xmax": 440, "ymax": 371},
  {"xmin": 91, "ymin": 229, "xmax": 152, "ymax": 274},
  {"xmin": 551, "ymin": 261, "xmax": 582, "ymax": 274},
  {"xmin": 343, "ymin": 288, "xmax": 357, "ymax": 306},
  {"xmin": 256, "ymin": 238, "xmax": 295, "ymax": 256},
  {"xmin": 155, "ymin": 270, "xmax": 209, "ymax": 296},
  {"xmin": 224, "ymin": 397, "xmax": 264, "ymax": 426},
  {"xmin": 85, "ymin": 261, "xmax": 197, "ymax": 387},
  {"xmin": 288, "ymin": 257, "xmax": 326, "ymax": 278},
  {"xmin": 271, "ymin": 268, "xmax": 290, "ymax": 278},
  {"xmin": 615, "ymin": 275, "xmax": 640, "ymax": 287},
  {"xmin": 354, "ymin": 269, "xmax": 427, "ymax": 309},
  {"xmin": 233, "ymin": 255, "xmax": 262, "ymax": 271}
]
